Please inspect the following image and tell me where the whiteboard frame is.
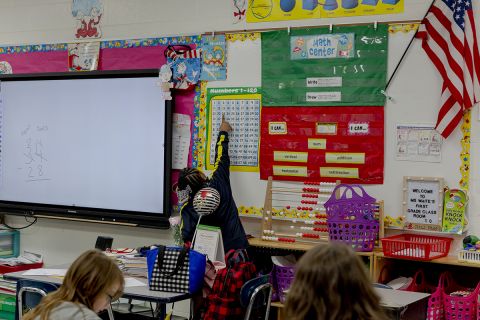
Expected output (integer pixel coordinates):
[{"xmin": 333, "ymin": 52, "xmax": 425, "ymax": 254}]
[{"xmin": 0, "ymin": 70, "xmax": 172, "ymax": 229}]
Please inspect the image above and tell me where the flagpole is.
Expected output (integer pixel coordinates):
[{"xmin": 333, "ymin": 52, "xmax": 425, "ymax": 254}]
[{"xmin": 384, "ymin": 0, "xmax": 436, "ymax": 91}]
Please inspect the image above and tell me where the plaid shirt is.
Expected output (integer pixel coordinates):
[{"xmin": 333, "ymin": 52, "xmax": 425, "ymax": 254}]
[{"xmin": 203, "ymin": 260, "xmax": 257, "ymax": 319}]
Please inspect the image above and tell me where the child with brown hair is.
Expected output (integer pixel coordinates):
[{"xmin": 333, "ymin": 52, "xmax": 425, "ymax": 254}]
[
  {"xmin": 24, "ymin": 249, "xmax": 124, "ymax": 320},
  {"xmin": 284, "ymin": 243, "xmax": 389, "ymax": 320}
]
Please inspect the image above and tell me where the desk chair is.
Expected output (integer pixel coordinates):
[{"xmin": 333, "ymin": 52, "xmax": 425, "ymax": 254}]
[
  {"xmin": 16, "ymin": 280, "xmax": 116, "ymax": 320},
  {"xmin": 240, "ymin": 276, "xmax": 273, "ymax": 320},
  {"xmin": 16, "ymin": 280, "xmax": 58, "ymax": 320}
]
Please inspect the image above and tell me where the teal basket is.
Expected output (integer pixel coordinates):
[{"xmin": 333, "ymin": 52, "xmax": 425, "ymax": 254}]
[{"xmin": 0, "ymin": 230, "xmax": 20, "ymax": 258}]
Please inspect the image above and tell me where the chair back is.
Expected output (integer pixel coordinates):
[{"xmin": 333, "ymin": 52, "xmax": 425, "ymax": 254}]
[
  {"xmin": 241, "ymin": 276, "xmax": 273, "ymax": 320},
  {"xmin": 16, "ymin": 280, "xmax": 58, "ymax": 320}
]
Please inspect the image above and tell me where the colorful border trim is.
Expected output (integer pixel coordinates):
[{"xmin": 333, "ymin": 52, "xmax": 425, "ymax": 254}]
[
  {"xmin": 225, "ymin": 32, "xmax": 260, "ymax": 42},
  {"xmin": 192, "ymin": 81, "xmax": 207, "ymax": 168},
  {"xmin": 459, "ymin": 109, "xmax": 471, "ymax": 190},
  {"xmin": 0, "ymin": 36, "xmax": 201, "ymax": 55}
]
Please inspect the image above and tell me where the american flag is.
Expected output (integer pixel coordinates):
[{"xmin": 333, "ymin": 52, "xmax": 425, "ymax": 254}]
[{"xmin": 417, "ymin": 0, "xmax": 480, "ymax": 138}]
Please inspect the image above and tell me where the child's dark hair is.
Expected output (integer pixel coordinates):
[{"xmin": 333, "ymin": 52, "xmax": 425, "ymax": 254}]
[
  {"xmin": 178, "ymin": 167, "xmax": 208, "ymax": 196},
  {"xmin": 284, "ymin": 243, "xmax": 389, "ymax": 320}
]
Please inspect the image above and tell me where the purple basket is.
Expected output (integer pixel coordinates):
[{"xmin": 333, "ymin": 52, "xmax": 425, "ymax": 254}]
[
  {"xmin": 274, "ymin": 264, "xmax": 295, "ymax": 303},
  {"xmin": 324, "ymin": 184, "xmax": 379, "ymax": 252}
]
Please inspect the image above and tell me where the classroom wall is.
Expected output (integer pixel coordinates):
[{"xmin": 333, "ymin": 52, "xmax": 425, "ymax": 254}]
[{"xmin": 0, "ymin": 0, "xmax": 479, "ymax": 282}]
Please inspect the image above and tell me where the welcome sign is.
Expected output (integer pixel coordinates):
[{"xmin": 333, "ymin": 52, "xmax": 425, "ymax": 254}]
[{"xmin": 291, "ymin": 33, "xmax": 355, "ymax": 60}]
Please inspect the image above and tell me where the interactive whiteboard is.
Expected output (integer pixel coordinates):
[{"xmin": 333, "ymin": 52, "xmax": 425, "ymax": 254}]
[{"xmin": 0, "ymin": 72, "xmax": 172, "ymax": 228}]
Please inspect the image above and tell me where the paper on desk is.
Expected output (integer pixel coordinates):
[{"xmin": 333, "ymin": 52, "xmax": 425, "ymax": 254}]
[
  {"xmin": 22, "ymin": 269, "xmax": 67, "ymax": 276},
  {"xmin": 124, "ymin": 277, "xmax": 146, "ymax": 287},
  {"xmin": 172, "ymin": 113, "xmax": 191, "ymax": 170}
]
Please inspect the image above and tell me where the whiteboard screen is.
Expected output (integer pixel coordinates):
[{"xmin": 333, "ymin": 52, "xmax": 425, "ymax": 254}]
[{"xmin": 0, "ymin": 75, "xmax": 171, "ymax": 227}]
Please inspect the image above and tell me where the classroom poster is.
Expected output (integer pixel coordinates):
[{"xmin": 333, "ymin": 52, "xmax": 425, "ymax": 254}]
[
  {"xmin": 201, "ymin": 35, "xmax": 227, "ymax": 81},
  {"xmin": 247, "ymin": 0, "xmax": 403, "ymax": 23},
  {"xmin": 396, "ymin": 124, "xmax": 442, "ymax": 162},
  {"xmin": 172, "ymin": 113, "xmax": 191, "ymax": 170},
  {"xmin": 260, "ymin": 106, "xmax": 384, "ymax": 183},
  {"xmin": 206, "ymin": 87, "xmax": 261, "ymax": 172},
  {"xmin": 262, "ymin": 25, "xmax": 388, "ymax": 107},
  {"xmin": 442, "ymin": 189, "xmax": 467, "ymax": 234}
]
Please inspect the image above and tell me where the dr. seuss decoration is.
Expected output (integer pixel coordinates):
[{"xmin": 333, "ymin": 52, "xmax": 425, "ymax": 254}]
[
  {"xmin": 72, "ymin": 0, "xmax": 103, "ymax": 39},
  {"xmin": 0, "ymin": 61, "xmax": 12, "ymax": 74},
  {"xmin": 232, "ymin": 0, "xmax": 246, "ymax": 23},
  {"xmin": 67, "ymin": 42, "xmax": 100, "ymax": 71}
]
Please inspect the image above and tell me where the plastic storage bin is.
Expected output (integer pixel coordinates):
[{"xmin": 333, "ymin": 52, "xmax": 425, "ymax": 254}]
[
  {"xmin": 381, "ymin": 234, "xmax": 452, "ymax": 261},
  {"xmin": 458, "ymin": 250, "xmax": 480, "ymax": 264},
  {"xmin": 324, "ymin": 184, "xmax": 379, "ymax": 252},
  {"xmin": 0, "ymin": 230, "xmax": 19, "ymax": 259}
]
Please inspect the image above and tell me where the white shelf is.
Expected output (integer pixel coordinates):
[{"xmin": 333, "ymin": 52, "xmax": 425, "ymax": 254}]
[{"xmin": 385, "ymin": 226, "xmax": 467, "ymax": 236}]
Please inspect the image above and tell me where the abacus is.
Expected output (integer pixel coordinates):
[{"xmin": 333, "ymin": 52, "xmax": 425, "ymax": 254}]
[{"xmin": 261, "ymin": 177, "xmax": 339, "ymax": 245}]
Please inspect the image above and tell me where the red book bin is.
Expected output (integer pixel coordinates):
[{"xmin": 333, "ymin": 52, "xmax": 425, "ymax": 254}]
[
  {"xmin": 0, "ymin": 262, "xmax": 43, "ymax": 274},
  {"xmin": 381, "ymin": 234, "xmax": 453, "ymax": 261}
]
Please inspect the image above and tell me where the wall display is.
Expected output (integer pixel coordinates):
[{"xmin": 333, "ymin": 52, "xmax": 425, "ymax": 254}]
[
  {"xmin": 192, "ymin": 32, "xmax": 261, "ymax": 169},
  {"xmin": 260, "ymin": 106, "xmax": 384, "ymax": 183},
  {"xmin": 262, "ymin": 25, "xmax": 388, "ymax": 106},
  {"xmin": 403, "ymin": 176, "xmax": 444, "ymax": 231},
  {"xmin": 206, "ymin": 87, "xmax": 261, "ymax": 172},
  {"xmin": 67, "ymin": 42, "xmax": 100, "ymax": 71},
  {"xmin": 442, "ymin": 189, "xmax": 467, "ymax": 234},
  {"xmin": 247, "ymin": 0, "xmax": 404, "ymax": 23},
  {"xmin": 395, "ymin": 124, "xmax": 442, "ymax": 162},
  {"xmin": 201, "ymin": 35, "xmax": 227, "ymax": 81},
  {"xmin": 71, "ymin": 0, "xmax": 103, "ymax": 39}
]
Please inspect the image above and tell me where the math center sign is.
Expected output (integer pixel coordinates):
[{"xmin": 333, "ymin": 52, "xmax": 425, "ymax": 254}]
[
  {"xmin": 291, "ymin": 33, "xmax": 355, "ymax": 60},
  {"xmin": 404, "ymin": 177, "xmax": 444, "ymax": 230}
]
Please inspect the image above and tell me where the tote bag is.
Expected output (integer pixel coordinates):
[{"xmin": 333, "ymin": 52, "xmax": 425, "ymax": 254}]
[{"xmin": 147, "ymin": 245, "xmax": 206, "ymax": 293}]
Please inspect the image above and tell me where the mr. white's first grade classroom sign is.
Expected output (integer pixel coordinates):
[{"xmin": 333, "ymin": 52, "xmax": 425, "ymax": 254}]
[{"xmin": 403, "ymin": 176, "xmax": 444, "ymax": 230}]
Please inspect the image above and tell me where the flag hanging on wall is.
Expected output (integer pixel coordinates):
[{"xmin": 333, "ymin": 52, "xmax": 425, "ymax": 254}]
[{"xmin": 417, "ymin": 0, "xmax": 480, "ymax": 138}]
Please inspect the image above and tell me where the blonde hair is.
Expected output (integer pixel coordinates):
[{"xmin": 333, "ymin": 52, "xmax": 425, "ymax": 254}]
[
  {"xmin": 24, "ymin": 249, "xmax": 124, "ymax": 320},
  {"xmin": 284, "ymin": 243, "xmax": 388, "ymax": 320}
]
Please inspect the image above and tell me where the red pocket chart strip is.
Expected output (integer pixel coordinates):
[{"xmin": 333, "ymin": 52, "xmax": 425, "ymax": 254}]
[{"xmin": 260, "ymin": 106, "xmax": 384, "ymax": 184}]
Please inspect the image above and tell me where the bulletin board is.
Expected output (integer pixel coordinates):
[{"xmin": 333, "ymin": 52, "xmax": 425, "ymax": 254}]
[
  {"xmin": 197, "ymin": 26, "xmax": 464, "ymax": 229},
  {"xmin": 260, "ymin": 106, "xmax": 384, "ymax": 183}
]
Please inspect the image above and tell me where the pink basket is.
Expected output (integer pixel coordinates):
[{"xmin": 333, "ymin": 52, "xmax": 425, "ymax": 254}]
[
  {"xmin": 427, "ymin": 272, "xmax": 480, "ymax": 320},
  {"xmin": 274, "ymin": 264, "xmax": 295, "ymax": 303},
  {"xmin": 324, "ymin": 184, "xmax": 379, "ymax": 252}
]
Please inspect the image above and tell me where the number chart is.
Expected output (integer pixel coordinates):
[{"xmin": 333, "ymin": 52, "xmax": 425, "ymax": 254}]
[{"xmin": 206, "ymin": 87, "xmax": 261, "ymax": 172}]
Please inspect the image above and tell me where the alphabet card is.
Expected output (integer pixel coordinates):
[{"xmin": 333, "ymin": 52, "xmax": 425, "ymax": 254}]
[{"xmin": 403, "ymin": 176, "xmax": 444, "ymax": 231}]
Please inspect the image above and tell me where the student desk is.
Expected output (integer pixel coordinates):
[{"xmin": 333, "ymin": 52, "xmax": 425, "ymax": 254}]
[{"xmin": 3, "ymin": 267, "xmax": 191, "ymax": 319}]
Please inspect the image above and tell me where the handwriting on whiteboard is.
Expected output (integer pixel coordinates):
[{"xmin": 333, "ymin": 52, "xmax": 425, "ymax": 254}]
[{"xmin": 20, "ymin": 124, "xmax": 51, "ymax": 182}]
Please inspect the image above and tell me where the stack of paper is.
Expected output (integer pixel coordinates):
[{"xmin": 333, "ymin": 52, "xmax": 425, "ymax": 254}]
[
  {"xmin": 116, "ymin": 255, "xmax": 148, "ymax": 278},
  {"xmin": 0, "ymin": 277, "xmax": 16, "ymax": 296}
]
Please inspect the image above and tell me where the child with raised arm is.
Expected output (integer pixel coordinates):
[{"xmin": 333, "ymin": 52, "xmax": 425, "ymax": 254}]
[
  {"xmin": 284, "ymin": 243, "xmax": 389, "ymax": 320},
  {"xmin": 24, "ymin": 249, "xmax": 124, "ymax": 320},
  {"xmin": 176, "ymin": 114, "xmax": 248, "ymax": 253}
]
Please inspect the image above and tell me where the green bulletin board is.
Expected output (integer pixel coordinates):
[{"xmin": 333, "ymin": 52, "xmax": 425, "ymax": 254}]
[{"xmin": 261, "ymin": 24, "xmax": 388, "ymax": 107}]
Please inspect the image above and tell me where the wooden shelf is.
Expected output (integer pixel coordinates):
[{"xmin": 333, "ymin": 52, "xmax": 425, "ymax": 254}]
[
  {"xmin": 248, "ymin": 238, "xmax": 373, "ymax": 257},
  {"xmin": 374, "ymin": 252, "xmax": 480, "ymax": 268}
]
